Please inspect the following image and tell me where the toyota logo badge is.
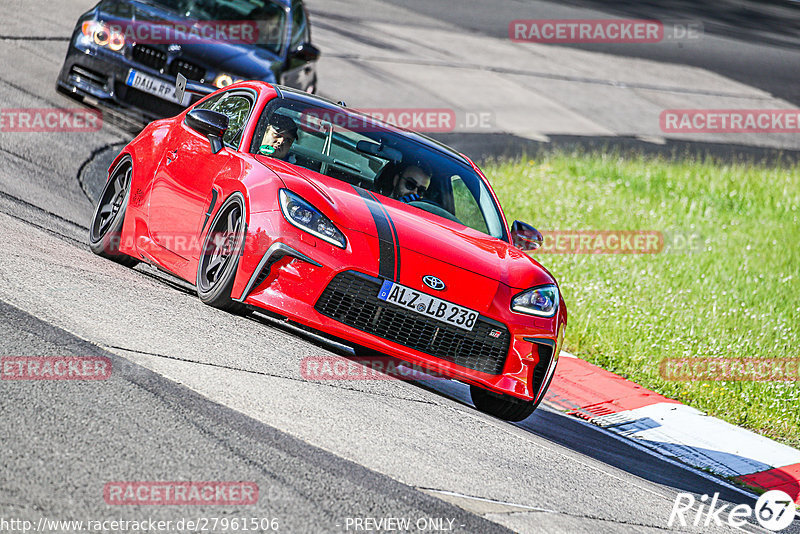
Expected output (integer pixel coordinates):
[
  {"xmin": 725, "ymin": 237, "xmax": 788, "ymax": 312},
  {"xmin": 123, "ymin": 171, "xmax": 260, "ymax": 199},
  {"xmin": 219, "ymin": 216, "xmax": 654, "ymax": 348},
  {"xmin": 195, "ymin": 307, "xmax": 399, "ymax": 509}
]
[{"xmin": 422, "ymin": 275, "xmax": 446, "ymax": 291}]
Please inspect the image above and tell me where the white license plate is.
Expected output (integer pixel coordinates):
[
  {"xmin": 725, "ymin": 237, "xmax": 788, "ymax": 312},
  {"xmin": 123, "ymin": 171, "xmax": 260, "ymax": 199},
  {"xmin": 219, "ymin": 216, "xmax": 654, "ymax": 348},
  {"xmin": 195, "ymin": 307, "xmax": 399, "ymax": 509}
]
[
  {"xmin": 377, "ymin": 280, "xmax": 478, "ymax": 332},
  {"xmin": 125, "ymin": 69, "xmax": 189, "ymax": 105}
]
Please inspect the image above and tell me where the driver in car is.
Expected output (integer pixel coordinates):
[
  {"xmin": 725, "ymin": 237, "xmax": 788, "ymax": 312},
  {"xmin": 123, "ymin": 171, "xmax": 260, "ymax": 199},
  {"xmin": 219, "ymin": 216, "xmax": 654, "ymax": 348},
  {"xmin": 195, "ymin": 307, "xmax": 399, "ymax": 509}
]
[
  {"xmin": 388, "ymin": 164, "xmax": 431, "ymax": 203},
  {"xmin": 258, "ymin": 114, "xmax": 298, "ymax": 161}
]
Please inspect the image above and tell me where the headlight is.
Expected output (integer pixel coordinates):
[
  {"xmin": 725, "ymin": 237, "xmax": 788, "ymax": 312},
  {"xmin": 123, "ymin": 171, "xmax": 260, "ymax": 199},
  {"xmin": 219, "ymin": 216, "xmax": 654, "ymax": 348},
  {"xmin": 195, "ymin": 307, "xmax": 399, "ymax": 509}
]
[
  {"xmin": 279, "ymin": 190, "xmax": 346, "ymax": 248},
  {"xmin": 213, "ymin": 73, "xmax": 243, "ymax": 88},
  {"xmin": 511, "ymin": 284, "xmax": 559, "ymax": 317},
  {"xmin": 108, "ymin": 31, "xmax": 125, "ymax": 52},
  {"xmin": 81, "ymin": 21, "xmax": 125, "ymax": 53}
]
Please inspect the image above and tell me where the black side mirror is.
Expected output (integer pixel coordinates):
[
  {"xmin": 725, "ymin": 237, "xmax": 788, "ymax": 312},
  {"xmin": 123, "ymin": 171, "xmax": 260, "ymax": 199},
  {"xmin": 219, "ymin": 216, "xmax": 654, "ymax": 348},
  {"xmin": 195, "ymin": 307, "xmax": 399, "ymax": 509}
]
[
  {"xmin": 511, "ymin": 220, "xmax": 543, "ymax": 251},
  {"xmin": 185, "ymin": 109, "xmax": 228, "ymax": 154},
  {"xmin": 290, "ymin": 42, "xmax": 321, "ymax": 62}
]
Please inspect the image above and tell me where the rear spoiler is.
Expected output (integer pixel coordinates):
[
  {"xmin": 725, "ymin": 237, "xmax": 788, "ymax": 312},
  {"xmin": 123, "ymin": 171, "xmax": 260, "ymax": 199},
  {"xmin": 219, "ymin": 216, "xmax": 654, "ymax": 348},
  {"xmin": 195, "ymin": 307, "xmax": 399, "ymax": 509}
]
[{"xmin": 175, "ymin": 73, "xmax": 214, "ymax": 106}]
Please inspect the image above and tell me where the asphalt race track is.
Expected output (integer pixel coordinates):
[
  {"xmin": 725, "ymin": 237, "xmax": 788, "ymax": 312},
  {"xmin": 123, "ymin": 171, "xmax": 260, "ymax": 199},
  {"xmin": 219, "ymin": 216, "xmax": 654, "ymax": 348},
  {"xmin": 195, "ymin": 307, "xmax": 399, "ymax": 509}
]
[{"xmin": 0, "ymin": 0, "xmax": 798, "ymax": 532}]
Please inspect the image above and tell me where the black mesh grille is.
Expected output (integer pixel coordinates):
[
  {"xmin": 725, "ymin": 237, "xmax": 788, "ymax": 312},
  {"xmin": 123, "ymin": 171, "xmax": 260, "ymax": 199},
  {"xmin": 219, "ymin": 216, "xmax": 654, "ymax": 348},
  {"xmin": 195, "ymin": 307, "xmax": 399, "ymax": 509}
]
[
  {"xmin": 531, "ymin": 343, "xmax": 553, "ymax": 396},
  {"xmin": 132, "ymin": 44, "xmax": 167, "ymax": 71},
  {"xmin": 168, "ymin": 58, "xmax": 205, "ymax": 82},
  {"xmin": 315, "ymin": 271, "xmax": 510, "ymax": 375}
]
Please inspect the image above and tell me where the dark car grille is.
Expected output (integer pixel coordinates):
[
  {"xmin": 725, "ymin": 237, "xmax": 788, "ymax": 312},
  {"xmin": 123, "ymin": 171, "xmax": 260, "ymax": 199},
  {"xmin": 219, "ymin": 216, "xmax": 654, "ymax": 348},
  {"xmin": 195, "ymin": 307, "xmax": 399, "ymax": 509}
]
[
  {"xmin": 131, "ymin": 45, "xmax": 206, "ymax": 82},
  {"xmin": 131, "ymin": 44, "xmax": 167, "ymax": 71},
  {"xmin": 168, "ymin": 58, "xmax": 205, "ymax": 82},
  {"xmin": 315, "ymin": 271, "xmax": 511, "ymax": 375}
]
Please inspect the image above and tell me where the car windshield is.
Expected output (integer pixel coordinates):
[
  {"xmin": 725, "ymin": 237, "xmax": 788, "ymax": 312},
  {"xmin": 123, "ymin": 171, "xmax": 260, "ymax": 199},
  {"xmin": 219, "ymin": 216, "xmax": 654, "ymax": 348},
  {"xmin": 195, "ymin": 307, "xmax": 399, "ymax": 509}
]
[
  {"xmin": 142, "ymin": 0, "xmax": 286, "ymax": 53},
  {"xmin": 251, "ymin": 98, "xmax": 507, "ymax": 240}
]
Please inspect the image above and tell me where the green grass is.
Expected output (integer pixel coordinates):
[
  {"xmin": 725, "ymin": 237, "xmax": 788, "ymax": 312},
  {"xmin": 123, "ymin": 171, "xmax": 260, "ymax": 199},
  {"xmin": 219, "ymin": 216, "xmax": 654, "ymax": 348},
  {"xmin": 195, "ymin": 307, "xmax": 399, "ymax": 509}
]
[{"xmin": 484, "ymin": 150, "xmax": 800, "ymax": 448}]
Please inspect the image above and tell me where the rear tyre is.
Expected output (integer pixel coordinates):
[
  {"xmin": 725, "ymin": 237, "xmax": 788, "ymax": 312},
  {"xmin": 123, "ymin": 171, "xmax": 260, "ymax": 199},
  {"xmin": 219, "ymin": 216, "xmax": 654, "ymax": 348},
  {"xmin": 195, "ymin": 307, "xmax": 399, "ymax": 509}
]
[
  {"xmin": 470, "ymin": 385, "xmax": 537, "ymax": 422},
  {"xmin": 88, "ymin": 156, "xmax": 138, "ymax": 267},
  {"xmin": 196, "ymin": 193, "xmax": 248, "ymax": 314}
]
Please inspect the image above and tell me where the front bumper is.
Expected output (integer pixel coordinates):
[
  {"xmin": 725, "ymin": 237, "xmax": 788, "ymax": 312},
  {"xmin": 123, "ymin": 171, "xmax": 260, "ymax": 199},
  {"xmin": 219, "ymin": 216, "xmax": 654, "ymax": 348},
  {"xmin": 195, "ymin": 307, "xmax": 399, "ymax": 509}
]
[
  {"xmin": 56, "ymin": 36, "xmax": 205, "ymax": 123},
  {"xmin": 233, "ymin": 210, "xmax": 566, "ymax": 404}
]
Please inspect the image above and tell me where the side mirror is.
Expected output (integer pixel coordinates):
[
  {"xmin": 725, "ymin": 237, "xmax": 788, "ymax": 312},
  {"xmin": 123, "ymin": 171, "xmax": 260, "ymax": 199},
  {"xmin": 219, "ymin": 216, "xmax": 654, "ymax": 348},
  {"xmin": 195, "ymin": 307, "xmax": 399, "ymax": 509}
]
[
  {"xmin": 185, "ymin": 109, "xmax": 228, "ymax": 154},
  {"xmin": 290, "ymin": 42, "xmax": 321, "ymax": 62},
  {"xmin": 511, "ymin": 220, "xmax": 543, "ymax": 251}
]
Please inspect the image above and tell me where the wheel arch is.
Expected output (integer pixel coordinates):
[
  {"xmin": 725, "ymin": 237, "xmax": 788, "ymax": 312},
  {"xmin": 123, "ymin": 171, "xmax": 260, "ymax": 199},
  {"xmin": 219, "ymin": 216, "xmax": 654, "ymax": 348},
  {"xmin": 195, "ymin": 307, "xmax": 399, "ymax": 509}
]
[
  {"xmin": 205, "ymin": 170, "xmax": 285, "ymax": 303},
  {"xmin": 194, "ymin": 189, "xmax": 249, "ymax": 314}
]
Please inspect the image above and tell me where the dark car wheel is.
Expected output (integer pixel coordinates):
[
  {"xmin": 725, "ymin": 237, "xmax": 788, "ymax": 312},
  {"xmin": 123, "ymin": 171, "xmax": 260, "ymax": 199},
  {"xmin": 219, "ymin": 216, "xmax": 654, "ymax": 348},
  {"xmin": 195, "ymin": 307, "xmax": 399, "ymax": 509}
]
[
  {"xmin": 196, "ymin": 193, "xmax": 248, "ymax": 314},
  {"xmin": 89, "ymin": 156, "xmax": 138, "ymax": 267},
  {"xmin": 470, "ymin": 385, "xmax": 537, "ymax": 422}
]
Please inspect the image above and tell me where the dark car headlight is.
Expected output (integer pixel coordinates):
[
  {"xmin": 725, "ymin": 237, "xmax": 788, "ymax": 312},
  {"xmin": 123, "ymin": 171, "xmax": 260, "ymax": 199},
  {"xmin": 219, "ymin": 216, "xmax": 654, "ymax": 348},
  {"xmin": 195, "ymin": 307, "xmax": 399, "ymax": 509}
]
[
  {"xmin": 81, "ymin": 21, "xmax": 125, "ymax": 53},
  {"xmin": 511, "ymin": 284, "xmax": 559, "ymax": 317},
  {"xmin": 214, "ymin": 73, "xmax": 245, "ymax": 88},
  {"xmin": 279, "ymin": 189, "xmax": 346, "ymax": 248}
]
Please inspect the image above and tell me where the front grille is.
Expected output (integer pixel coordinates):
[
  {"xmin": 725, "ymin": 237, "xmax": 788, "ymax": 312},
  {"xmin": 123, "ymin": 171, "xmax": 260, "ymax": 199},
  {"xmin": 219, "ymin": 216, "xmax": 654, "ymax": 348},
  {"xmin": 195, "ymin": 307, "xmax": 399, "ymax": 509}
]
[
  {"xmin": 69, "ymin": 65, "xmax": 109, "ymax": 90},
  {"xmin": 132, "ymin": 44, "xmax": 167, "ymax": 71},
  {"xmin": 168, "ymin": 58, "xmax": 205, "ymax": 82},
  {"xmin": 315, "ymin": 271, "xmax": 511, "ymax": 375}
]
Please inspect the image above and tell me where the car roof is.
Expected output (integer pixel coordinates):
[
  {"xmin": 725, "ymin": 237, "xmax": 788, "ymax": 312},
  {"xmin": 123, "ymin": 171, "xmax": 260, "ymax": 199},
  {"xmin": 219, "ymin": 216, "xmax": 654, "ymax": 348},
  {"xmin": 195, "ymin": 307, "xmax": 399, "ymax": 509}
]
[{"xmin": 272, "ymin": 85, "xmax": 471, "ymax": 166}]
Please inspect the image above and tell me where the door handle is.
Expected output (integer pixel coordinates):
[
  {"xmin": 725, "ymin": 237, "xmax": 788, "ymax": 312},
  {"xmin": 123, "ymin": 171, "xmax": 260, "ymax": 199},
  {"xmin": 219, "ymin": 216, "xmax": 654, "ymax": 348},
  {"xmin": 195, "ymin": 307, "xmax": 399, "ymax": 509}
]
[{"xmin": 166, "ymin": 149, "xmax": 178, "ymax": 165}]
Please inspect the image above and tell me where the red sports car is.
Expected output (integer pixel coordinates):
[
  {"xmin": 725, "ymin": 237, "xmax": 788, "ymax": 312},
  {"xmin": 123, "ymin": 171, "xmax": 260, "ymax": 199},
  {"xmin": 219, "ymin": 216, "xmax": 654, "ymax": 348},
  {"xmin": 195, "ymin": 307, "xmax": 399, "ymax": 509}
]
[{"xmin": 89, "ymin": 81, "xmax": 567, "ymax": 421}]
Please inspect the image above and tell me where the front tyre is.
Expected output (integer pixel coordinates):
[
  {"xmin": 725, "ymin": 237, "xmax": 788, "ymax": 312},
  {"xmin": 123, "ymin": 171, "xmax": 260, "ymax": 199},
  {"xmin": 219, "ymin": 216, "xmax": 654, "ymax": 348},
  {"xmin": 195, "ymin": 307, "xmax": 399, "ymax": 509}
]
[
  {"xmin": 88, "ymin": 156, "xmax": 138, "ymax": 267},
  {"xmin": 196, "ymin": 193, "xmax": 248, "ymax": 314},
  {"xmin": 470, "ymin": 385, "xmax": 537, "ymax": 422}
]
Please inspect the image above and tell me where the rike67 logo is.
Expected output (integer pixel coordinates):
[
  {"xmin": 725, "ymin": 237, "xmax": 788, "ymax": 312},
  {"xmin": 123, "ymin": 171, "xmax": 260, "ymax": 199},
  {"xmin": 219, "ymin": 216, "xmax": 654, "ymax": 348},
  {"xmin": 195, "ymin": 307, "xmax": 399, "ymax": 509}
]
[{"xmin": 669, "ymin": 491, "xmax": 797, "ymax": 531}]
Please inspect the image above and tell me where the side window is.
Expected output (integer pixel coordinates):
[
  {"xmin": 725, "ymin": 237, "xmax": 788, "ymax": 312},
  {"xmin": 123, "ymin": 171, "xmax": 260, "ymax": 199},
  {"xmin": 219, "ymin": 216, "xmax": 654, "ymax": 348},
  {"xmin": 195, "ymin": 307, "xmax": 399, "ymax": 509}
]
[
  {"xmin": 215, "ymin": 95, "xmax": 252, "ymax": 148},
  {"xmin": 290, "ymin": 1, "xmax": 309, "ymax": 49},
  {"xmin": 194, "ymin": 92, "xmax": 253, "ymax": 149},
  {"xmin": 451, "ymin": 176, "xmax": 489, "ymax": 234},
  {"xmin": 195, "ymin": 93, "xmax": 223, "ymax": 111}
]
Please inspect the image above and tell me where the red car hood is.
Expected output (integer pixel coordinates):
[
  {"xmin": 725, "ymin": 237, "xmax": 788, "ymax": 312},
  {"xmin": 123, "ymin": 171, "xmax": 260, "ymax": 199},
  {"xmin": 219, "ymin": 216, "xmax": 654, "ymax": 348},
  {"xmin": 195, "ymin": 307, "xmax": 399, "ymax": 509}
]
[{"xmin": 258, "ymin": 157, "xmax": 555, "ymax": 291}]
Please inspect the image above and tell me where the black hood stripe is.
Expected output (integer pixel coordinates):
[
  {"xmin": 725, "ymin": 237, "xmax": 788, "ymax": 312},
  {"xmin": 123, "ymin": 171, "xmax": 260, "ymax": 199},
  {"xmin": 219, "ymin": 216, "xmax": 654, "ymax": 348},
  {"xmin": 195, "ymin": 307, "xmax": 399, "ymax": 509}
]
[
  {"xmin": 353, "ymin": 186, "xmax": 399, "ymax": 281},
  {"xmin": 367, "ymin": 190, "xmax": 401, "ymax": 279}
]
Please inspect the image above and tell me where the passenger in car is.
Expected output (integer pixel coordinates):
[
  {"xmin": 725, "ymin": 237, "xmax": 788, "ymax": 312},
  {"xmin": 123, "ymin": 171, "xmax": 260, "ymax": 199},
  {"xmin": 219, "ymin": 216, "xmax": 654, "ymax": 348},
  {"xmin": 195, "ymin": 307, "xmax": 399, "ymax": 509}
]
[
  {"xmin": 258, "ymin": 115, "xmax": 298, "ymax": 161},
  {"xmin": 376, "ymin": 162, "xmax": 432, "ymax": 203}
]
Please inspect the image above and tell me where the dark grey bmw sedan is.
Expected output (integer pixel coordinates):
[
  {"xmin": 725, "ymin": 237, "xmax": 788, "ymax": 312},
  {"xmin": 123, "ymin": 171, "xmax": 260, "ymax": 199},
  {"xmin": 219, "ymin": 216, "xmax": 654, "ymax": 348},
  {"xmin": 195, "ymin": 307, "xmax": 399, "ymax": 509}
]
[{"xmin": 57, "ymin": 0, "xmax": 320, "ymax": 124}]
